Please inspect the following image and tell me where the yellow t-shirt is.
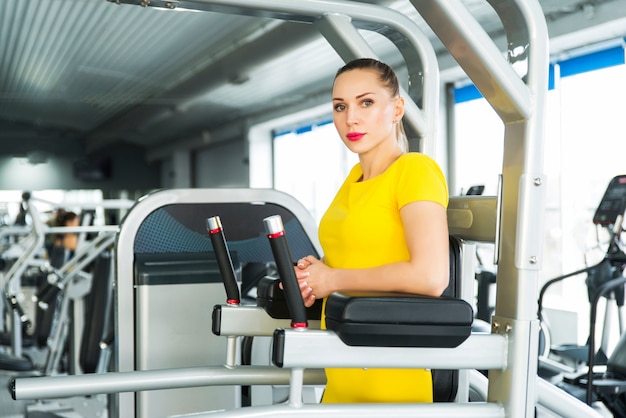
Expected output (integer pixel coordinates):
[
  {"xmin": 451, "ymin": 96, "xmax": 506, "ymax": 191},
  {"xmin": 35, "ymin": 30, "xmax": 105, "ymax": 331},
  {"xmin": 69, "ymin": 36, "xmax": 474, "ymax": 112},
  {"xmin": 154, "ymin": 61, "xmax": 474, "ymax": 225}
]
[{"xmin": 318, "ymin": 152, "xmax": 448, "ymax": 404}]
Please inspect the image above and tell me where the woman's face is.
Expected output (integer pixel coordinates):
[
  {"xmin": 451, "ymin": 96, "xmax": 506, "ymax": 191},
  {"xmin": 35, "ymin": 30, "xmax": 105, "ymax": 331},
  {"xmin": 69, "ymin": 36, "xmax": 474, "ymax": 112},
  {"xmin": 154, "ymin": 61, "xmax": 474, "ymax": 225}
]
[
  {"xmin": 332, "ymin": 68, "xmax": 403, "ymax": 156},
  {"xmin": 66, "ymin": 216, "xmax": 80, "ymax": 227}
]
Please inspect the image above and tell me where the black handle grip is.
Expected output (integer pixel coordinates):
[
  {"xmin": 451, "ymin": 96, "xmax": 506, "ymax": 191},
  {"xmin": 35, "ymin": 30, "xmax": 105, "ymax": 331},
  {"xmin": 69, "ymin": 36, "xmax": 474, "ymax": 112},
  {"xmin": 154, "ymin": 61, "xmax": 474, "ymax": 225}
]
[
  {"xmin": 207, "ymin": 216, "xmax": 240, "ymax": 305},
  {"xmin": 9, "ymin": 377, "xmax": 16, "ymax": 400},
  {"xmin": 263, "ymin": 215, "xmax": 308, "ymax": 328}
]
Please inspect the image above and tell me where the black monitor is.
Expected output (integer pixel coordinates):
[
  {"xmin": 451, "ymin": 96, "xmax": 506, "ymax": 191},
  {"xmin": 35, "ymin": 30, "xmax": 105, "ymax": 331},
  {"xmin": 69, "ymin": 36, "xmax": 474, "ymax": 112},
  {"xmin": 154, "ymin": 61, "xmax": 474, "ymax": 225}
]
[{"xmin": 593, "ymin": 175, "xmax": 626, "ymax": 226}]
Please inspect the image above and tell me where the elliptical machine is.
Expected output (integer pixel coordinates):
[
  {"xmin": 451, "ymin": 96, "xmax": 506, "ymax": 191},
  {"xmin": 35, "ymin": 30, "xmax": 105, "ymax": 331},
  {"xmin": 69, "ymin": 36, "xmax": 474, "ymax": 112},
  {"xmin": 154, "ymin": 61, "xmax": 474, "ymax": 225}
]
[{"xmin": 538, "ymin": 174, "xmax": 626, "ymax": 414}]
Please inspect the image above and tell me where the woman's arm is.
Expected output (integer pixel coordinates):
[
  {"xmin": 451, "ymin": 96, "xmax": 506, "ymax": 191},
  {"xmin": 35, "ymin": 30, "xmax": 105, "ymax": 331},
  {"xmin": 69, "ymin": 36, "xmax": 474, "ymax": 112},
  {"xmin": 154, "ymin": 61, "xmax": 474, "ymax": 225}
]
[{"xmin": 296, "ymin": 200, "xmax": 449, "ymax": 307}]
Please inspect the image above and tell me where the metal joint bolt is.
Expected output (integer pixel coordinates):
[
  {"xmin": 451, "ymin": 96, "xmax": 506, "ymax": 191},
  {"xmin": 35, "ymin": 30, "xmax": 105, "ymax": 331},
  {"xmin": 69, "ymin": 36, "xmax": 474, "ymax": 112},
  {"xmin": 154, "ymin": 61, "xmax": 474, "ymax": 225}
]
[
  {"xmin": 529, "ymin": 256, "xmax": 537, "ymax": 264},
  {"xmin": 534, "ymin": 177, "xmax": 542, "ymax": 186}
]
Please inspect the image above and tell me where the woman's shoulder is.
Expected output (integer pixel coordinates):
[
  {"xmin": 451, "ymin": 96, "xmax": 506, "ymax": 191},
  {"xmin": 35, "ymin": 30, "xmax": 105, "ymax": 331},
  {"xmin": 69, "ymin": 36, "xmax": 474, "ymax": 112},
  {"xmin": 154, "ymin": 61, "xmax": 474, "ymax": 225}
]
[
  {"xmin": 394, "ymin": 153, "xmax": 449, "ymax": 206},
  {"xmin": 396, "ymin": 152, "xmax": 443, "ymax": 173}
]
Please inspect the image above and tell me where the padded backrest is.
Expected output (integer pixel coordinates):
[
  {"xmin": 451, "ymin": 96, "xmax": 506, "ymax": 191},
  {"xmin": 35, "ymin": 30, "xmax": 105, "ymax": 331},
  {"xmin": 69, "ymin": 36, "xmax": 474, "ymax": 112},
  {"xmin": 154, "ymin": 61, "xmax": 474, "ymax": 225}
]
[
  {"xmin": 442, "ymin": 236, "xmax": 462, "ymax": 298},
  {"xmin": 34, "ymin": 284, "xmax": 61, "ymax": 348},
  {"xmin": 432, "ymin": 236, "xmax": 463, "ymax": 402},
  {"xmin": 48, "ymin": 245, "xmax": 67, "ymax": 269},
  {"xmin": 133, "ymin": 204, "xmax": 318, "ymax": 260}
]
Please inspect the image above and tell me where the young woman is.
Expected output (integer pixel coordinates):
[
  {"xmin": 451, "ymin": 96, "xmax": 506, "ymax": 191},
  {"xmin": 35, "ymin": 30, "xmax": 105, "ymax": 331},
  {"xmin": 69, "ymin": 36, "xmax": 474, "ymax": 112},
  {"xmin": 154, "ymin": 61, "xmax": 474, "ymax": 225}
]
[{"xmin": 295, "ymin": 58, "xmax": 450, "ymax": 403}]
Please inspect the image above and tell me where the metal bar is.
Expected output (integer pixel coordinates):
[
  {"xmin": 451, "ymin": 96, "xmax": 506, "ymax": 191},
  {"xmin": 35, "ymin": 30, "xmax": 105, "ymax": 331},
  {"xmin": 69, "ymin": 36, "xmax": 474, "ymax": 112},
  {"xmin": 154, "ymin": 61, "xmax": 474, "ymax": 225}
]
[
  {"xmin": 217, "ymin": 305, "xmax": 293, "ymax": 336},
  {"xmin": 3, "ymin": 199, "xmax": 45, "ymax": 355},
  {"xmin": 119, "ymin": 0, "xmax": 439, "ymax": 155},
  {"xmin": 11, "ymin": 365, "xmax": 326, "ymax": 400},
  {"xmin": 406, "ymin": 1, "xmax": 549, "ymax": 417},
  {"xmin": 409, "ymin": 0, "xmax": 530, "ymax": 122},
  {"xmin": 217, "ymin": 303, "xmax": 321, "ymax": 336},
  {"xmin": 278, "ymin": 330, "xmax": 507, "ymax": 370},
  {"xmin": 31, "ymin": 197, "xmax": 135, "ymax": 210},
  {"xmin": 46, "ymin": 225, "xmax": 119, "ymax": 234},
  {"xmin": 56, "ymin": 232, "xmax": 116, "ymax": 282},
  {"xmin": 169, "ymin": 402, "xmax": 505, "ymax": 418},
  {"xmin": 3, "ymin": 201, "xmax": 45, "ymax": 295},
  {"xmin": 0, "ymin": 225, "xmax": 30, "ymax": 240},
  {"xmin": 536, "ymin": 377, "xmax": 603, "ymax": 418},
  {"xmin": 476, "ymin": 372, "xmax": 605, "ymax": 417}
]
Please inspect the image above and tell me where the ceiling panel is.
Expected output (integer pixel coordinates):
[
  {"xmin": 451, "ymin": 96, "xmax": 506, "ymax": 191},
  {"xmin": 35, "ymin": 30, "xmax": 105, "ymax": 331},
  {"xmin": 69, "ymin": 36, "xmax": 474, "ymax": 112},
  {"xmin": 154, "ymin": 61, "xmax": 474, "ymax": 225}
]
[
  {"xmin": 0, "ymin": 0, "xmax": 624, "ymax": 159},
  {"xmin": 0, "ymin": 0, "xmax": 271, "ymax": 133}
]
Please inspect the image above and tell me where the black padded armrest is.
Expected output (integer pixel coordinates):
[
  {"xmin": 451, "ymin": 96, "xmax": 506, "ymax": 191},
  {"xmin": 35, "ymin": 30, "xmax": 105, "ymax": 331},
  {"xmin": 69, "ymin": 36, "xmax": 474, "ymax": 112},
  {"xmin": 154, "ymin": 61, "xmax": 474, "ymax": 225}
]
[
  {"xmin": 325, "ymin": 292, "xmax": 473, "ymax": 348},
  {"xmin": 256, "ymin": 276, "xmax": 322, "ymax": 320}
]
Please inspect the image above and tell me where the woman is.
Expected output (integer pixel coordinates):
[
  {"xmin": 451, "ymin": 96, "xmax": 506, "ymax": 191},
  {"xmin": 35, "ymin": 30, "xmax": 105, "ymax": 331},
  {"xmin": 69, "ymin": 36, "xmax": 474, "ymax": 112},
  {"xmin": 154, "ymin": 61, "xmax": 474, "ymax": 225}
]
[
  {"xmin": 295, "ymin": 58, "xmax": 450, "ymax": 403},
  {"xmin": 50, "ymin": 209, "xmax": 80, "ymax": 265}
]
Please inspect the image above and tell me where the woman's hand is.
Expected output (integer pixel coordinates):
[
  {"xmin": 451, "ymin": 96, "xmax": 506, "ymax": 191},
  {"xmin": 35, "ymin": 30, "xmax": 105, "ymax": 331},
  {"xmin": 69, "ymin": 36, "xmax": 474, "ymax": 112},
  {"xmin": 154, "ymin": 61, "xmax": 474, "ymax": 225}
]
[
  {"xmin": 295, "ymin": 256, "xmax": 334, "ymax": 307},
  {"xmin": 294, "ymin": 256, "xmax": 316, "ymax": 307},
  {"xmin": 282, "ymin": 256, "xmax": 334, "ymax": 307}
]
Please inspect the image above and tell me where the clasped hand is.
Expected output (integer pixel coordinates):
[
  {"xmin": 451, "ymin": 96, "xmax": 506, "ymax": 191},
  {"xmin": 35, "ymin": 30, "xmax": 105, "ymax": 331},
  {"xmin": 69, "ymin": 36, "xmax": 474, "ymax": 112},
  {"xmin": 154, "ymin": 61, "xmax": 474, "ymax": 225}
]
[{"xmin": 292, "ymin": 255, "xmax": 331, "ymax": 308}]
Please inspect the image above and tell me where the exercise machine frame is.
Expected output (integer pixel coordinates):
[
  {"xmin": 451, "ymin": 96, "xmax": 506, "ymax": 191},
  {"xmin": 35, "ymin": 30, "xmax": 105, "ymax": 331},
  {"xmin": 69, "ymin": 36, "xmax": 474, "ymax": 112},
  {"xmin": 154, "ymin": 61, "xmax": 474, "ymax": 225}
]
[{"xmin": 8, "ymin": 0, "xmax": 602, "ymax": 417}]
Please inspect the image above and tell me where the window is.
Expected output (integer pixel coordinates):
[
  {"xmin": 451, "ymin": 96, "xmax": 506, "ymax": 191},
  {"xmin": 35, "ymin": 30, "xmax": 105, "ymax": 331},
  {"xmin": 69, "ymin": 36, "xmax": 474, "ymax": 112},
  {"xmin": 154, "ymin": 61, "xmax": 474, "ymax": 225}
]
[
  {"xmin": 273, "ymin": 121, "xmax": 358, "ymax": 225},
  {"xmin": 453, "ymin": 42, "xmax": 626, "ymax": 345}
]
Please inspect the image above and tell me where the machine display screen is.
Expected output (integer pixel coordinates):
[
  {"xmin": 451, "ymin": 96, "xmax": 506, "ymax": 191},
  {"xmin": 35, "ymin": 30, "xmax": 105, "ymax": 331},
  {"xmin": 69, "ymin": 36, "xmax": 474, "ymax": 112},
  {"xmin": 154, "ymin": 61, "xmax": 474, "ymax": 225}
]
[{"xmin": 593, "ymin": 175, "xmax": 626, "ymax": 225}]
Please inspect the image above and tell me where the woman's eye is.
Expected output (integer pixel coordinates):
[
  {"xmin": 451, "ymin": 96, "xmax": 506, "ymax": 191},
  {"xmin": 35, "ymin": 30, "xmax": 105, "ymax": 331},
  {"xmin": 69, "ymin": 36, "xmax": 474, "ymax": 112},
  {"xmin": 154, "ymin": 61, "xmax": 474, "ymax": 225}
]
[
  {"xmin": 334, "ymin": 104, "xmax": 346, "ymax": 112},
  {"xmin": 362, "ymin": 99, "xmax": 373, "ymax": 107}
]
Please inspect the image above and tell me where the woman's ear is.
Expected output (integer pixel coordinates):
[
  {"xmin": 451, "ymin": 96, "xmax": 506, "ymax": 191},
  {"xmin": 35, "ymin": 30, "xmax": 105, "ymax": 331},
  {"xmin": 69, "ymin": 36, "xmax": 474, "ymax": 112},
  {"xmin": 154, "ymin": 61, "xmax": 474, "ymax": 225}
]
[{"xmin": 394, "ymin": 97, "xmax": 405, "ymax": 122}]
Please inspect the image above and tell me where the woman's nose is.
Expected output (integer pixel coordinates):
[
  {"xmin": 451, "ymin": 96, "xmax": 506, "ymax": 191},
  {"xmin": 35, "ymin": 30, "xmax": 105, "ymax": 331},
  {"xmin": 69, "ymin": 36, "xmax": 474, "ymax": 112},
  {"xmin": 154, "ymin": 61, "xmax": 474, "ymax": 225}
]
[{"xmin": 346, "ymin": 107, "xmax": 359, "ymax": 125}]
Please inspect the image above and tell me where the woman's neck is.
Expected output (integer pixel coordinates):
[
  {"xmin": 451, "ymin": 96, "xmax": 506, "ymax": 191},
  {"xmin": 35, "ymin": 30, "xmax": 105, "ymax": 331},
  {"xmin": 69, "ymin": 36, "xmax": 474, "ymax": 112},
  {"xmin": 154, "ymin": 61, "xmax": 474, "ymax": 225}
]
[{"xmin": 358, "ymin": 143, "xmax": 404, "ymax": 181}]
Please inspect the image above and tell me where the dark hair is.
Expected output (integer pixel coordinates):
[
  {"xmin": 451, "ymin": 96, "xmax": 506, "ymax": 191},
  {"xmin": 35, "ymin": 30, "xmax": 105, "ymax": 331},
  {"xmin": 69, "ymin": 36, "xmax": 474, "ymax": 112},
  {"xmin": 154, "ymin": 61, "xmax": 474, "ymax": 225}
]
[
  {"xmin": 56, "ymin": 209, "xmax": 78, "ymax": 226},
  {"xmin": 334, "ymin": 58, "xmax": 408, "ymax": 151},
  {"xmin": 335, "ymin": 58, "xmax": 400, "ymax": 97}
]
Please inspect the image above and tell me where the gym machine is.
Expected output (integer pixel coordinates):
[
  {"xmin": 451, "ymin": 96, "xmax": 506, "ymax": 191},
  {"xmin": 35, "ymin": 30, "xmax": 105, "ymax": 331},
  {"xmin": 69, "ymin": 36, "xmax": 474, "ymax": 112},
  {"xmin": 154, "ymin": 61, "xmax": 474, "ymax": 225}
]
[{"xmin": 7, "ymin": 0, "xmax": 605, "ymax": 417}]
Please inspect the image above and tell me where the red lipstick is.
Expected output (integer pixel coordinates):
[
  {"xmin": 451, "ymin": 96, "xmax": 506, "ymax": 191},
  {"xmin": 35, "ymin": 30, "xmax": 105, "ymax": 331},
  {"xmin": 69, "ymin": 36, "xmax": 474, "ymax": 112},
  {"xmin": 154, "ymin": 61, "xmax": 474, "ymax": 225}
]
[{"xmin": 347, "ymin": 132, "xmax": 365, "ymax": 142}]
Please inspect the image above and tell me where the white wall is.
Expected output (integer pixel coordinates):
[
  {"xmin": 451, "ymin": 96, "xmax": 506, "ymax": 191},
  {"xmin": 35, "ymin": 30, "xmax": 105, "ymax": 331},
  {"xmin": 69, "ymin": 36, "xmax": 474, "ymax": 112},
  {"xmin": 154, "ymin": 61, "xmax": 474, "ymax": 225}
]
[{"xmin": 195, "ymin": 139, "xmax": 249, "ymax": 188}]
